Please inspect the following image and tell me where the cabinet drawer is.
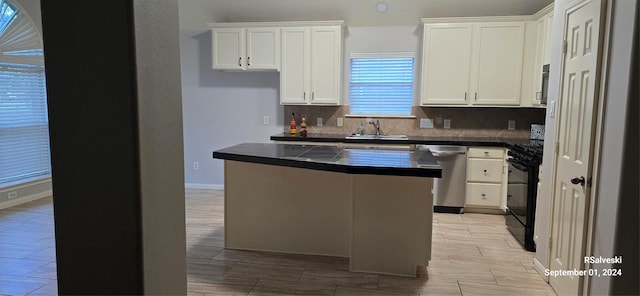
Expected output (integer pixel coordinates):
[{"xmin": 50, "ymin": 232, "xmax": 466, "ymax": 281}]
[
  {"xmin": 466, "ymin": 183, "xmax": 502, "ymax": 207},
  {"xmin": 467, "ymin": 147, "xmax": 504, "ymax": 158},
  {"xmin": 467, "ymin": 158, "xmax": 503, "ymax": 182}
]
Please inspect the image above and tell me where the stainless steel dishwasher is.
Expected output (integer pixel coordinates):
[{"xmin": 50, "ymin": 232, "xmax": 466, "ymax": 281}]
[{"xmin": 420, "ymin": 145, "xmax": 467, "ymax": 214}]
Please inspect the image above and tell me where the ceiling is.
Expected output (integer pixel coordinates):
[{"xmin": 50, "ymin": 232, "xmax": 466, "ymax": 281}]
[{"xmin": 179, "ymin": 0, "xmax": 554, "ymax": 29}]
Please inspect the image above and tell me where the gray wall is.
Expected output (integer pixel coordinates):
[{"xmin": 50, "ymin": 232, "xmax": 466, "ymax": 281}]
[
  {"xmin": 134, "ymin": 0, "xmax": 188, "ymax": 294},
  {"xmin": 589, "ymin": 0, "xmax": 638, "ymax": 294}
]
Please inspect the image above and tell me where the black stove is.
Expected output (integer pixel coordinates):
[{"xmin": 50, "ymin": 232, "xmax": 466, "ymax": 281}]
[
  {"xmin": 506, "ymin": 140, "xmax": 544, "ymax": 252},
  {"xmin": 508, "ymin": 140, "xmax": 544, "ymax": 167}
]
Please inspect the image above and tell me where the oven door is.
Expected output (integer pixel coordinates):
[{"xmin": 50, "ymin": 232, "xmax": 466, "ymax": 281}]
[
  {"xmin": 506, "ymin": 159, "xmax": 537, "ymax": 251},
  {"xmin": 507, "ymin": 160, "xmax": 529, "ymax": 224}
]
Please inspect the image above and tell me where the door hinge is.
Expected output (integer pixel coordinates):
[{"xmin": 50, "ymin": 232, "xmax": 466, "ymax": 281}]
[{"xmin": 562, "ymin": 40, "xmax": 568, "ymax": 53}]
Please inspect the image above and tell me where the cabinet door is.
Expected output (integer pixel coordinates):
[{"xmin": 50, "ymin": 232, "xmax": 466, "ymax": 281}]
[
  {"xmin": 543, "ymin": 13, "xmax": 554, "ymax": 65},
  {"xmin": 472, "ymin": 22, "xmax": 525, "ymax": 105},
  {"xmin": 212, "ymin": 28, "xmax": 245, "ymax": 70},
  {"xmin": 466, "ymin": 183, "xmax": 502, "ymax": 207},
  {"xmin": 280, "ymin": 27, "xmax": 309, "ymax": 104},
  {"xmin": 421, "ymin": 24, "xmax": 473, "ymax": 105},
  {"xmin": 310, "ymin": 26, "xmax": 341, "ymax": 104},
  {"xmin": 531, "ymin": 17, "xmax": 547, "ymax": 106},
  {"xmin": 246, "ymin": 28, "xmax": 280, "ymax": 70}
]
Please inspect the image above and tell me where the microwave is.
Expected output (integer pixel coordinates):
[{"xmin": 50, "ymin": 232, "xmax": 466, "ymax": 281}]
[{"xmin": 540, "ymin": 64, "xmax": 550, "ymax": 105}]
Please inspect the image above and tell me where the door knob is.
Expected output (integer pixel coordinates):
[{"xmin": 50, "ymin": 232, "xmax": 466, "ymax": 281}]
[{"xmin": 570, "ymin": 176, "xmax": 585, "ymax": 186}]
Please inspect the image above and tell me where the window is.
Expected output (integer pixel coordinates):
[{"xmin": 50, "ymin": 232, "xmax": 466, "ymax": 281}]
[
  {"xmin": 0, "ymin": 0, "xmax": 50, "ymax": 187},
  {"xmin": 349, "ymin": 54, "xmax": 414, "ymax": 116}
]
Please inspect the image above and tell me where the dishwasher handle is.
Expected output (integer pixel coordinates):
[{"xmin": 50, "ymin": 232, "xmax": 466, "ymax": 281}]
[{"xmin": 431, "ymin": 151, "xmax": 467, "ymax": 157}]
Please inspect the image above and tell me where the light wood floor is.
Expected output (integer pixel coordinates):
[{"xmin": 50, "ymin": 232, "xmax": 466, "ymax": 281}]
[{"xmin": 0, "ymin": 188, "xmax": 556, "ymax": 295}]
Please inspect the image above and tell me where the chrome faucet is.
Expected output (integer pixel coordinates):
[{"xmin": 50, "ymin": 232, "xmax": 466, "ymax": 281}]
[{"xmin": 369, "ymin": 119, "xmax": 382, "ymax": 135}]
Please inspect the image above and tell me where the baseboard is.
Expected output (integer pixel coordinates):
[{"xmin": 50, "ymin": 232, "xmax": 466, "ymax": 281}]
[
  {"xmin": 185, "ymin": 183, "xmax": 224, "ymax": 190},
  {"xmin": 533, "ymin": 257, "xmax": 549, "ymax": 282},
  {"xmin": 0, "ymin": 190, "xmax": 53, "ymax": 210}
]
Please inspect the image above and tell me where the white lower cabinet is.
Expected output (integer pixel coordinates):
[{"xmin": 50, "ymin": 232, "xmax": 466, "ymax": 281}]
[
  {"xmin": 466, "ymin": 183, "xmax": 502, "ymax": 207},
  {"xmin": 465, "ymin": 147, "xmax": 507, "ymax": 212}
]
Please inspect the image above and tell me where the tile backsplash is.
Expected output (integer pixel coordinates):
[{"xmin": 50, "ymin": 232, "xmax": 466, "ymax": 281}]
[{"xmin": 284, "ymin": 106, "xmax": 546, "ymax": 138}]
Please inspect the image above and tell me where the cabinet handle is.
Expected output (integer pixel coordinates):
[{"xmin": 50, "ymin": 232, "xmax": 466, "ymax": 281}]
[
  {"xmin": 238, "ymin": 57, "xmax": 242, "ymax": 67},
  {"xmin": 481, "ymin": 194, "xmax": 487, "ymax": 199},
  {"xmin": 484, "ymin": 151, "xmax": 489, "ymax": 156},
  {"xmin": 474, "ymin": 92, "xmax": 478, "ymax": 101},
  {"xmin": 312, "ymin": 92, "xmax": 315, "ymax": 101},
  {"xmin": 247, "ymin": 56, "xmax": 251, "ymax": 66},
  {"xmin": 464, "ymin": 92, "xmax": 467, "ymax": 101},
  {"xmin": 303, "ymin": 92, "xmax": 306, "ymax": 100}
]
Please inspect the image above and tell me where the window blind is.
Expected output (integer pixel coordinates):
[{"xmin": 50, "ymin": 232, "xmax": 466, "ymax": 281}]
[
  {"xmin": 0, "ymin": 63, "xmax": 50, "ymax": 186},
  {"xmin": 349, "ymin": 57, "xmax": 414, "ymax": 116},
  {"xmin": 0, "ymin": 0, "xmax": 50, "ymax": 188}
]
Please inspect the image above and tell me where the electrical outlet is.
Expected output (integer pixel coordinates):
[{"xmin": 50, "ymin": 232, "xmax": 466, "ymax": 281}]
[
  {"xmin": 443, "ymin": 119, "xmax": 451, "ymax": 129},
  {"xmin": 508, "ymin": 120, "xmax": 516, "ymax": 130},
  {"xmin": 337, "ymin": 117, "xmax": 343, "ymax": 127},
  {"xmin": 420, "ymin": 118, "xmax": 434, "ymax": 129},
  {"xmin": 193, "ymin": 162, "xmax": 199, "ymax": 170},
  {"xmin": 317, "ymin": 117, "xmax": 323, "ymax": 127},
  {"xmin": 263, "ymin": 116, "xmax": 269, "ymax": 125},
  {"xmin": 8, "ymin": 191, "xmax": 17, "ymax": 199}
]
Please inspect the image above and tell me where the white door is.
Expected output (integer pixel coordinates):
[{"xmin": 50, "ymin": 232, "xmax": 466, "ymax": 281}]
[
  {"xmin": 472, "ymin": 22, "xmax": 525, "ymax": 105},
  {"xmin": 420, "ymin": 24, "xmax": 473, "ymax": 105},
  {"xmin": 212, "ymin": 28, "xmax": 245, "ymax": 70},
  {"xmin": 310, "ymin": 26, "xmax": 341, "ymax": 104},
  {"xmin": 280, "ymin": 27, "xmax": 309, "ymax": 104},
  {"xmin": 549, "ymin": 0, "xmax": 602, "ymax": 295}
]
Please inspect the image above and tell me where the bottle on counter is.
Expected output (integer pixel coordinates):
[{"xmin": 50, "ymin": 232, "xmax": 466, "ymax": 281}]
[
  {"xmin": 290, "ymin": 113, "xmax": 297, "ymax": 135},
  {"xmin": 300, "ymin": 115, "xmax": 308, "ymax": 137},
  {"xmin": 359, "ymin": 121, "xmax": 365, "ymax": 136}
]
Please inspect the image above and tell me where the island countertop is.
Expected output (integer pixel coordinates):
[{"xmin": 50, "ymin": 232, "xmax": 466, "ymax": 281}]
[{"xmin": 213, "ymin": 143, "xmax": 442, "ymax": 178}]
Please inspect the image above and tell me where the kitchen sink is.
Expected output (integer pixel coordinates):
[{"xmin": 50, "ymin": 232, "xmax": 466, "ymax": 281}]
[{"xmin": 345, "ymin": 134, "xmax": 408, "ymax": 140}]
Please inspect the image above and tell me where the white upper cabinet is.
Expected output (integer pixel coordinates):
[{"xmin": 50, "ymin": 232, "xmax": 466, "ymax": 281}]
[
  {"xmin": 309, "ymin": 26, "xmax": 342, "ymax": 104},
  {"xmin": 524, "ymin": 4, "xmax": 554, "ymax": 107},
  {"xmin": 420, "ymin": 18, "xmax": 526, "ymax": 106},
  {"xmin": 211, "ymin": 26, "xmax": 280, "ymax": 71},
  {"xmin": 280, "ymin": 27, "xmax": 309, "ymax": 104},
  {"xmin": 211, "ymin": 28, "xmax": 245, "ymax": 70},
  {"xmin": 246, "ymin": 28, "xmax": 280, "ymax": 70},
  {"xmin": 280, "ymin": 24, "xmax": 343, "ymax": 105},
  {"xmin": 472, "ymin": 22, "xmax": 525, "ymax": 105},
  {"xmin": 421, "ymin": 24, "xmax": 473, "ymax": 105}
]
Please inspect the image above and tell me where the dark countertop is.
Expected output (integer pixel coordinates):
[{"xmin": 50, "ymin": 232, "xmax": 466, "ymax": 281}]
[
  {"xmin": 270, "ymin": 132, "xmax": 535, "ymax": 148},
  {"xmin": 213, "ymin": 143, "xmax": 442, "ymax": 178}
]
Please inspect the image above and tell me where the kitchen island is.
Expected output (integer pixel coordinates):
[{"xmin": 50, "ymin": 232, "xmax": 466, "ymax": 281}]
[{"xmin": 213, "ymin": 143, "xmax": 441, "ymax": 277}]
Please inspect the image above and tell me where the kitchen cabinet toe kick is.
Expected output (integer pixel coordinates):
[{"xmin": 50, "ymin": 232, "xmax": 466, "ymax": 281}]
[{"xmin": 222, "ymin": 160, "xmax": 434, "ymax": 277}]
